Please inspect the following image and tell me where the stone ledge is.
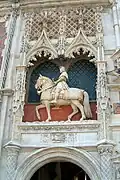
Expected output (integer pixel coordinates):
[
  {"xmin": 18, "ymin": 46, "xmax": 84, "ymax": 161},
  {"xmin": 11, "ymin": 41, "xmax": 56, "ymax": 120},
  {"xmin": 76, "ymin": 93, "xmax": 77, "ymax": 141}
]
[
  {"xmin": 20, "ymin": 0, "xmax": 112, "ymax": 6},
  {"xmin": 0, "ymin": 0, "xmax": 113, "ymax": 14},
  {"xmin": 18, "ymin": 120, "xmax": 100, "ymax": 132},
  {"xmin": 0, "ymin": 88, "xmax": 14, "ymax": 96}
]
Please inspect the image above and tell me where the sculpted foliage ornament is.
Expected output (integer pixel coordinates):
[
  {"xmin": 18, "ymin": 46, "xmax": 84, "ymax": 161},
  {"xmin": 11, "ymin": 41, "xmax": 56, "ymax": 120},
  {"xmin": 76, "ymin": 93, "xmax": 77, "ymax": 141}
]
[{"xmin": 13, "ymin": 66, "xmax": 26, "ymax": 115}]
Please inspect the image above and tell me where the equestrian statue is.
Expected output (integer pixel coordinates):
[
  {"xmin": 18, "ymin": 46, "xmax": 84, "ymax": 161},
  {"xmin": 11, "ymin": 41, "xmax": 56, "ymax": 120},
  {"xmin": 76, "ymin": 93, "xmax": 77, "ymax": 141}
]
[{"xmin": 35, "ymin": 66, "xmax": 92, "ymax": 122}]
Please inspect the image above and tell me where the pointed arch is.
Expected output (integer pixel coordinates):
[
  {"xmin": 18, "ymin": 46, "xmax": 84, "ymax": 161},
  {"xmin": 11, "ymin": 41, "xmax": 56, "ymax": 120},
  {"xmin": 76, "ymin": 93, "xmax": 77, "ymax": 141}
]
[
  {"xmin": 65, "ymin": 28, "xmax": 97, "ymax": 59},
  {"xmin": 26, "ymin": 28, "xmax": 58, "ymax": 66}
]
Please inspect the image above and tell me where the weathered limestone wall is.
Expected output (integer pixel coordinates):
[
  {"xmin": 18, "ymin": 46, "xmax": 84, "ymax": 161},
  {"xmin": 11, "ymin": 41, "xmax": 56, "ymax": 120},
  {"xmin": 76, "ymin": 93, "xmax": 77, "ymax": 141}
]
[{"xmin": 0, "ymin": 0, "xmax": 120, "ymax": 180}]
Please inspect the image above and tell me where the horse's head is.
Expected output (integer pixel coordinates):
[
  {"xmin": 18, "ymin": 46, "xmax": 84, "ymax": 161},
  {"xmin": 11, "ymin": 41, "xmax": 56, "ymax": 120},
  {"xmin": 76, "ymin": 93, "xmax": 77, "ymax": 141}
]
[{"xmin": 35, "ymin": 74, "xmax": 53, "ymax": 90}]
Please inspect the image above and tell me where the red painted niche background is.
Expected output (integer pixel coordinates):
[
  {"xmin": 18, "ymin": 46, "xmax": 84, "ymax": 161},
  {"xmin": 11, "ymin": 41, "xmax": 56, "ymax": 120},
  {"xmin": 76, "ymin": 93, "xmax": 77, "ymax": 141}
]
[{"xmin": 23, "ymin": 103, "xmax": 97, "ymax": 122}]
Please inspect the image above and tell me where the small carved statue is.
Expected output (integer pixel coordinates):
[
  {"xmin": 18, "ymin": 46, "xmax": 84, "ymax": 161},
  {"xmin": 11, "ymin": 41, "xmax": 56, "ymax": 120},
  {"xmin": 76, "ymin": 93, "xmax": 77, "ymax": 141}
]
[{"xmin": 51, "ymin": 66, "xmax": 69, "ymax": 103}]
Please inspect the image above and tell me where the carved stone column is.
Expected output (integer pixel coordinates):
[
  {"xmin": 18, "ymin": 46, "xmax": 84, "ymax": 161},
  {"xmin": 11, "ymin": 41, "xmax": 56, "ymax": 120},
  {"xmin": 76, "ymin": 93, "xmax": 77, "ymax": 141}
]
[
  {"xmin": 112, "ymin": 0, "xmax": 120, "ymax": 48},
  {"xmin": 0, "ymin": 5, "xmax": 18, "ymax": 156},
  {"xmin": 97, "ymin": 142, "xmax": 114, "ymax": 180},
  {"xmin": 113, "ymin": 160, "xmax": 120, "ymax": 180},
  {"xmin": 96, "ymin": 7, "xmax": 111, "ymax": 140},
  {"xmin": 4, "ymin": 145, "xmax": 20, "ymax": 180},
  {"xmin": 12, "ymin": 65, "xmax": 26, "ymax": 142}
]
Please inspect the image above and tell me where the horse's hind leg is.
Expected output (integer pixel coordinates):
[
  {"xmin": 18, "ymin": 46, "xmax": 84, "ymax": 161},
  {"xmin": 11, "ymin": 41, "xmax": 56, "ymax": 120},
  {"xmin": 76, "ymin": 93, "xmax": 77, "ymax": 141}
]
[
  {"xmin": 67, "ymin": 103, "xmax": 78, "ymax": 121},
  {"xmin": 71, "ymin": 100, "xmax": 86, "ymax": 121},
  {"xmin": 44, "ymin": 102, "xmax": 51, "ymax": 122},
  {"xmin": 36, "ymin": 105, "xmax": 41, "ymax": 120}
]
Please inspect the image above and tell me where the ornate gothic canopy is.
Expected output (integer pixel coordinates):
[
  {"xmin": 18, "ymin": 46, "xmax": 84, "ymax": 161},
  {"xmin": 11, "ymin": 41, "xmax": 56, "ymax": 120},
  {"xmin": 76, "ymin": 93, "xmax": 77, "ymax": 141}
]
[{"xmin": 24, "ymin": 6, "xmax": 101, "ymax": 66}]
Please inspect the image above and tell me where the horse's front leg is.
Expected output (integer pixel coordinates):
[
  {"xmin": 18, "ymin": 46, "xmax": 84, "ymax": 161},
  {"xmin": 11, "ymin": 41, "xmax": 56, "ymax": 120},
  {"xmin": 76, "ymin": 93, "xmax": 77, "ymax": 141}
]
[{"xmin": 44, "ymin": 101, "xmax": 51, "ymax": 122}]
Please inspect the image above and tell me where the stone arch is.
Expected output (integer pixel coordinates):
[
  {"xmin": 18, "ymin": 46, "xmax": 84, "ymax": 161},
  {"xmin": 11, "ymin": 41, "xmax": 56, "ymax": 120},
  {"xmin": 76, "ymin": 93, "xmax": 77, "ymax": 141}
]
[
  {"xmin": 14, "ymin": 147, "xmax": 100, "ymax": 180},
  {"xmin": 65, "ymin": 28, "xmax": 97, "ymax": 60},
  {"xmin": 26, "ymin": 28, "xmax": 58, "ymax": 67}
]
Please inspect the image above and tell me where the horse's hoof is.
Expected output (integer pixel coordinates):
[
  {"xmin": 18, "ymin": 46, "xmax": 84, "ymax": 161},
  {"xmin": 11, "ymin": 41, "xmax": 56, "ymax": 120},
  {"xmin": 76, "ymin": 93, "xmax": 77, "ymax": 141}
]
[
  {"xmin": 67, "ymin": 118, "xmax": 71, "ymax": 122},
  {"xmin": 80, "ymin": 117, "xmax": 86, "ymax": 121},
  {"xmin": 46, "ymin": 119, "xmax": 51, "ymax": 122},
  {"xmin": 37, "ymin": 116, "xmax": 40, "ymax": 120},
  {"xmin": 46, "ymin": 119, "xmax": 49, "ymax": 122}
]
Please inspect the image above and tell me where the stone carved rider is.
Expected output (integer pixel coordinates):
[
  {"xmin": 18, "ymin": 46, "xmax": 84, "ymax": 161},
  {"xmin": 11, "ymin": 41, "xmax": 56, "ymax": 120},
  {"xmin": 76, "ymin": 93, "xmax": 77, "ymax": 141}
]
[{"xmin": 51, "ymin": 66, "xmax": 69, "ymax": 103}]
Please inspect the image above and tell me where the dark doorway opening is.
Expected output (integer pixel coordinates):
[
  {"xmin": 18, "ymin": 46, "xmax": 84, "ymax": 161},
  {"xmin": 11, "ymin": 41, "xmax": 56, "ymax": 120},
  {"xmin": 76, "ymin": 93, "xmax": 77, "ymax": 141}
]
[{"xmin": 30, "ymin": 161, "xmax": 91, "ymax": 180}]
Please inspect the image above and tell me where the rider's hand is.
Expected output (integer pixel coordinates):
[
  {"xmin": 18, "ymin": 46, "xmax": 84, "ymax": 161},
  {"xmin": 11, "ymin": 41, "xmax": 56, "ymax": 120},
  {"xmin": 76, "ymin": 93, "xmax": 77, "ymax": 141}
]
[{"xmin": 37, "ymin": 90, "xmax": 41, "ymax": 95}]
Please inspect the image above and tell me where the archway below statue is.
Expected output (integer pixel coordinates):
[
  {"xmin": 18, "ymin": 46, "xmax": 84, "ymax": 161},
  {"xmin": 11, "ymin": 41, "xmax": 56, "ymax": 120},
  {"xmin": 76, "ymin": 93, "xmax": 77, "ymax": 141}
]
[
  {"xmin": 23, "ymin": 103, "xmax": 97, "ymax": 122},
  {"xmin": 30, "ymin": 161, "xmax": 91, "ymax": 180}
]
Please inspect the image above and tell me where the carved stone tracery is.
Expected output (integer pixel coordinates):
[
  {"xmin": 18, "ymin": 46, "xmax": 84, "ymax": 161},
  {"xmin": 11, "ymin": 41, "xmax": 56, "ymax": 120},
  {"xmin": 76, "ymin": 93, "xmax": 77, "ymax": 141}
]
[
  {"xmin": 24, "ymin": 7, "xmax": 98, "ymax": 42},
  {"xmin": 24, "ymin": 8, "xmax": 100, "ymax": 67}
]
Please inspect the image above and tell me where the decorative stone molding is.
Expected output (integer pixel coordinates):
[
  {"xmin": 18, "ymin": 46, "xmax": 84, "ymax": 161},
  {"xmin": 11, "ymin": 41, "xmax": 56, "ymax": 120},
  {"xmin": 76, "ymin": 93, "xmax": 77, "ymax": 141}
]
[
  {"xmin": 4, "ymin": 144, "xmax": 20, "ymax": 180},
  {"xmin": 14, "ymin": 147, "xmax": 100, "ymax": 180},
  {"xmin": 18, "ymin": 121, "xmax": 100, "ymax": 147},
  {"xmin": 97, "ymin": 61, "xmax": 111, "ymax": 140},
  {"xmin": 11, "ymin": 66, "xmax": 26, "ymax": 142},
  {"xmin": 96, "ymin": 5, "xmax": 111, "ymax": 140},
  {"xmin": 18, "ymin": 120, "xmax": 100, "ymax": 132},
  {"xmin": 97, "ymin": 143, "xmax": 114, "ymax": 155},
  {"xmin": 0, "ymin": 88, "xmax": 14, "ymax": 96},
  {"xmin": 12, "ymin": 66, "xmax": 26, "ymax": 115},
  {"xmin": 17, "ymin": 0, "xmax": 113, "ymax": 11}
]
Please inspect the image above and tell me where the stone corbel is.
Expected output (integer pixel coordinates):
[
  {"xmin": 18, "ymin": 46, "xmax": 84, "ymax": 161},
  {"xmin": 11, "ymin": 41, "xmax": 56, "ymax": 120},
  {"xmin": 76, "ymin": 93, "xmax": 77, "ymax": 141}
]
[
  {"xmin": 4, "ymin": 142, "xmax": 21, "ymax": 180},
  {"xmin": 97, "ymin": 140, "xmax": 115, "ymax": 154}
]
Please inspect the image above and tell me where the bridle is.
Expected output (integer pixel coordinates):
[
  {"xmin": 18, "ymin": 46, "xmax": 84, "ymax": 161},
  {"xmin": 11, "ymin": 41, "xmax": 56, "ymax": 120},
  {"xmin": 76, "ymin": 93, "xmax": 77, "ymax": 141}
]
[{"xmin": 36, "ymin": 77, "xmax": 55, "ymax": 94}]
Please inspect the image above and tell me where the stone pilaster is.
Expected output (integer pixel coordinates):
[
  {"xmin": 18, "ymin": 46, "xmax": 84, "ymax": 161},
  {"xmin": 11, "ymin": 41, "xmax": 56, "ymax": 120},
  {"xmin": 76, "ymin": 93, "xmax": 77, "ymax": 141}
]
[
  {"xmin": 97, "ymin": 142, "xmax": 115, "ymax": 180},
  {"xmin": 0, "ymin": 3, "xmax": 20, "ymax": 156},
  {"xmin": 113, "ymin": 160, "xmax": 120, "ymax": 180},
  {"xmin": 112, "ymin": 0, "xmax": 120, "ymax": 48},
  {"xmin": 4, "ymin": 145, "xmax": 20, "ymax": 180},
  {"xmin": 12, "ymin": 65, "xmax": 26, "ymax": 142}
]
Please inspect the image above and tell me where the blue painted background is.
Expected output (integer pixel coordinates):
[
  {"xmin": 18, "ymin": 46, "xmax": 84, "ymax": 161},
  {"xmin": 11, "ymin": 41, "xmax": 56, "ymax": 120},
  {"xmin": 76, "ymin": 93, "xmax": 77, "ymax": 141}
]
[{"xmin": 28, "ymin": 61, "xmax": 97, "ymax": 103}]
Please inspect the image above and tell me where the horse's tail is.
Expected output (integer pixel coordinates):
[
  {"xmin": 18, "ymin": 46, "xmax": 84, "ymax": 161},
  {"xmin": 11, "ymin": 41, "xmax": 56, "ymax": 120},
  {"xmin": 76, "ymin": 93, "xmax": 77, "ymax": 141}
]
[{"xmin": 83, "ymin": 91, "xmax": 92, "ymax": 119}]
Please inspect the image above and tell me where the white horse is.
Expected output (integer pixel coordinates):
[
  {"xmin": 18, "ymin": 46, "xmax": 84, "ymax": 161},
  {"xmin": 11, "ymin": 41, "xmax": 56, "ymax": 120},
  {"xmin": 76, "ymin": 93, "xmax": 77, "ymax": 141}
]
[{"xmin": 35, "ymin": 75, "xmax": 92, "ymax": 122}]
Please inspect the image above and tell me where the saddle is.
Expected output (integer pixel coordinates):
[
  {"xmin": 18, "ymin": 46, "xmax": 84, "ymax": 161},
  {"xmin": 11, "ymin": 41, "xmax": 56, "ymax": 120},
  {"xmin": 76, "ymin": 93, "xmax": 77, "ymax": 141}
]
[{"xmin": 51, "ymin": 87, "xmax": 67, "ymax": 100}]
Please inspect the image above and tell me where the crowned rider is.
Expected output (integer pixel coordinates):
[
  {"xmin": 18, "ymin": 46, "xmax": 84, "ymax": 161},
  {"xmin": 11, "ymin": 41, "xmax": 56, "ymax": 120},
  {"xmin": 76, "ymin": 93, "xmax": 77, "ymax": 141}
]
[{"xmin": 51, "ymin": 66, "xmax": 69, "ymax": 103}]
